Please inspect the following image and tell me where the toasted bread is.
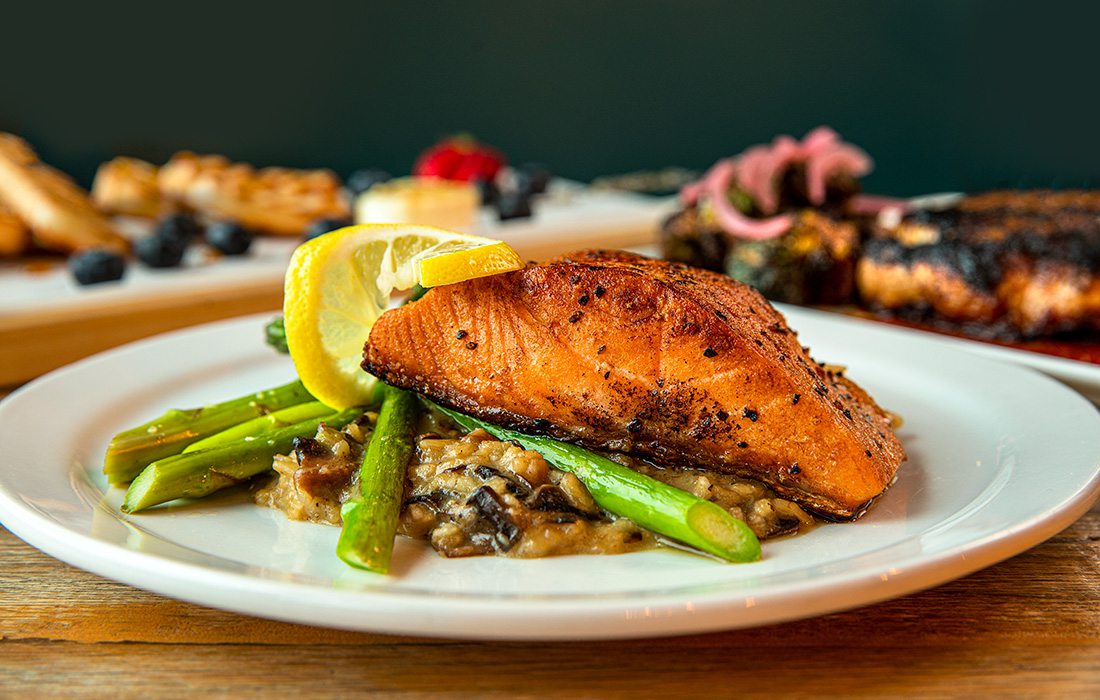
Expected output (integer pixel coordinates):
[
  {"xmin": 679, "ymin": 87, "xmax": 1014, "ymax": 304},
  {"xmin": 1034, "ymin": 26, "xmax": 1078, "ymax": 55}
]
[
  {"xmin": 0, "ymin": 200, "xmax": 30, "ymax": 256},
  {"xmin": 91, "ymin": 156, "xmax": 167, "ymax": 219},
  {"xmin": 0, "ymin": 134, "xmax": 127, "ymax": 254},
  {"xmin": 156, "ymin": 152, "xmax": 349, "ymax": 236}
]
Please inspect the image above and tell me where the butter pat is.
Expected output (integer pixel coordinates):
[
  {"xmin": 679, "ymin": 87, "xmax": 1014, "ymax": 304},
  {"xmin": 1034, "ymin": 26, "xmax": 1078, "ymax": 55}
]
[{"xmin": 355, "ymin": 177, "xmax": 479, "ymax": 232}]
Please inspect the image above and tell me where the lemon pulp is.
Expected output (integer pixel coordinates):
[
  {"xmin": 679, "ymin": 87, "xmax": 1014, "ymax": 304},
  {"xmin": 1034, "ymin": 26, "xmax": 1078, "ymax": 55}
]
[{"xmin": 283, "ymin": 224, "xmax": 524, "ymax": 409}]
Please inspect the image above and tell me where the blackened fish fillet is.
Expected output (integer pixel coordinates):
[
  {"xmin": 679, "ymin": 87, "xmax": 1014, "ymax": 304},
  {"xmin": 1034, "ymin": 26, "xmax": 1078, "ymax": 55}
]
[{"xmin": 859, "ymin": 190, "xmax": 1100, "ymax": 338}]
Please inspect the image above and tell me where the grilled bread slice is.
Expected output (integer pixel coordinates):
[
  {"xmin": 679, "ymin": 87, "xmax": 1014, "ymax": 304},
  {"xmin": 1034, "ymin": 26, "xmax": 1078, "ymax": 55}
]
[
  {"xmin": 0, "ymin": 200, "xmax": 30, "ymax": 256},
  {"xmin": 156, "ymin": 152, "xmax": 349, "ymax": 236},
  {"xmin": 91, "ymin": 156, "xmax": 167, "ymax": 219},
  {"xmin": 0, "ymin": 134, "xmax": 127, "ymax": 254}
]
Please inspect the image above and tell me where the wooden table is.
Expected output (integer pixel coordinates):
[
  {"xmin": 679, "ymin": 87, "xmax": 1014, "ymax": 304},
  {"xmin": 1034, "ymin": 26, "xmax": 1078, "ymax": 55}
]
[{"xmin": 2, "ymin": 401, "xmax": 1099, "ymax": 697}]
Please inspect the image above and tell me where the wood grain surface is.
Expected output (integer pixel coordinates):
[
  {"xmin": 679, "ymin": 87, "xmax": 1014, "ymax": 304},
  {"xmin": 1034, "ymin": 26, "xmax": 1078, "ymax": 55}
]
[
  {"xmin": 0, "ymin": 285, "xmax": 284, "ymax": 386},
  {"xmin": 2, "ymin": 496, "xmax": 1100, "ymax": 696}
]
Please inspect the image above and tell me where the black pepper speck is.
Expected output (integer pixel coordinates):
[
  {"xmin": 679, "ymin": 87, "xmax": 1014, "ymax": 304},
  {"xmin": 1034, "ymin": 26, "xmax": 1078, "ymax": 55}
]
[
  {"xmin": 594, "ymin": 285, "xmax": 606, "ymax": 297},
  {"xmin": 736, "ymin": 441, "xmax": 748, "ymax": 448},
  {"xmin": 626, "ymin": 419, "xmax": 642, "ymax": 433},
  {"xmin": 597, "ymin": 344, "xmax": 606, "ymax": 354},
  {"xmin": 743, "ymin": 407, "xmax": 758, "ymax": 422},
  {"xmin": 790, "ymin": 463, "xmax": 801, "ymax": 475},
  {"xmin": 578, "ymin": 294, "xmax": 589, "ymax": 305},
  {"xmin": 465, "ymin": 341, "xmax": 478, "ymax": 350},
  {"xmin": 455, "ymin": 330, "xmax": 467, "ymax": 339},
  {"xmin": 715, "ymin": 309, "xmax": 727, "ymax": 320},
  {"xmin": 792, "ymin": 393, "xmax": 801, "ymax": 404},
  {"xmin": 716, "ymin": 410, "xmax": 729, "ymax": 422},
  {"xmin": 865, "ymin": 449, "xmax": 873, "ymax": 457},
  {"xmin": 843, "ymin": 409, "xmax": 853, "ymax": 420},
  {"xmin": 604, "ymin": 371, "xmax": 611, "ymax": 380},
  {"xmin": 569, "ymin": 274, "xmax": 581, "ymax": 284},
  {"xmin": 703, "ymin": 347, "xmax": 717, "ymax": 358},
  {"xmin": 568, "ymin": 311, "xmax": 583, "ymax": 323}
]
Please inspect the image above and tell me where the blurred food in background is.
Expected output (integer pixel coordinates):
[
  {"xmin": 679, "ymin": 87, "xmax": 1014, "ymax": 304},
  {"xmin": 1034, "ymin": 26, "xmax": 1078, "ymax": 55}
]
[
  {"xmin": 94, "ymin": 151, "xmax": 350, "ymax": 236},
  {"xmin": 0, "ymin": 133, "xmax": 128, "ymax": 256},
  {"xmin": 0, "ymin": 128, "xmax": 664, "ymax": 300},
  {"xmin": 590, "ymin": 167, "xmax": 699, "ymax": 196},
  {"xmin": 0, "ymin": 201, "xmax": 30, "ymax": 256},
  {"xmin": 356, "ymin": 177, "xmax": 479, "ymax": 232},
  {"xmin": 413, "ymin": 134, "xmax": 505, "ymax": 182},
  {"xmin": 861, "ymin": 190, "xmax": 1100, "ymax": 339},
  {"xmin": 662, "ymin": 127, "xmax": 1100, "ymax": 342},
  {"xmin": 352, "ymin": 134, "xmax": 552, "ymax": 229},
  {"xmin": 0, "ymin": 133, "xmax": 354, "ymax": 285},
  {"xmin": 663, "ymin": 127, "xmax": 891, "ymax": 306}
]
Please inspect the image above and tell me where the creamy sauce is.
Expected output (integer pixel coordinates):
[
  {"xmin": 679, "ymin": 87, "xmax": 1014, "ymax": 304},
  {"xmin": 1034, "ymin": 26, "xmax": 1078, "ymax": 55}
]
[{"xmin": 254, "ymin": 410, "xmax": 816, "ymax": 558}]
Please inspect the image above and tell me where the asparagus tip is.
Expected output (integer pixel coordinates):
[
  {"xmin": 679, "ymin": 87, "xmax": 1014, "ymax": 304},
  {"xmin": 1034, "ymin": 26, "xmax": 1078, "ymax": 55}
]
[
  {"xmin": 336, "ymin": 501, "xmax": 393, "ymax": 574},
  {"xmin": 121, "ymin": 468, "xmax": 157, "ymax": 513},
  {"xmin": 687, "ymin": 502, "xmax": 761, "ymax": 562}
]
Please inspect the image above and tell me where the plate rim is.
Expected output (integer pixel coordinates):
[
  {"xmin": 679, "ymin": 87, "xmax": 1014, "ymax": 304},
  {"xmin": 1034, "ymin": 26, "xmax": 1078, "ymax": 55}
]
[{"xmin": 778, "ymin": 303, "xmax": 1100, "ymax": 404}]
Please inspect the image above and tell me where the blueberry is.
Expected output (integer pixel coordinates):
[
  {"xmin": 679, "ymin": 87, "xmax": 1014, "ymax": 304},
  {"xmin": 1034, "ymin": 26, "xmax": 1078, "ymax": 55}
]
[
  {"xmin": 345, "ymin": 169, "xmax": 392, "ymax": 197},
  {"xmin": 155, "ymin": 213, "xmax": 203, "ymax": 246},
  {"xmin": 135, "ymin": 235, "xmax": 186, "ymax": 268},
  {"xmin": 303, "ymin": 217, "xmax": 352, "ymax": 242},
  {"xmin": 70, "ymin": 249, "xmax": 126, "ymax": 285},
  {"xmin": 496, "ymin": 192, "xmax": 533, "ymax": 221},
  {"xmin": 205, "ymin": 221, "xmax": 254, "ymax": 255},
  {"xmin": 516, "ymin": 163, "xmax": 551, "ymax": 195},
  {"xmin": 474, "ymin": 178, "xmax": 500, "ymax": 206}
]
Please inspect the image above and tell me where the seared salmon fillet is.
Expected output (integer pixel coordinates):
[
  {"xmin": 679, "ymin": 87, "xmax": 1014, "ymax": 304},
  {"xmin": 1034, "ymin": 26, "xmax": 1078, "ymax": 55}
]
[{"xmin": 364, "ymin": 250, "xmax": 905, "ymax": 519}]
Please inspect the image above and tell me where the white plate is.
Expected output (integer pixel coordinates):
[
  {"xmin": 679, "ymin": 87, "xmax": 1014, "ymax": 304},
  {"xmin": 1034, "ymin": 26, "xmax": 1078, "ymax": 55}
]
[
  {"xmin": 1, "ymin": 308, "xmax": 1098, "ymax": 640},
  {"xmin": 884, "ymin": 327, "xmax": 1100, "ymax": 405}
]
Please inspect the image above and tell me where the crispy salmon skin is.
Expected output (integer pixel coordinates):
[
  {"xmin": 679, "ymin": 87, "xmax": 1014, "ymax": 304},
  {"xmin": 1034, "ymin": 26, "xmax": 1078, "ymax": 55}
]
[{"xmin": 364, "ymin": 250, "xmax": 905, "ymax": 519}]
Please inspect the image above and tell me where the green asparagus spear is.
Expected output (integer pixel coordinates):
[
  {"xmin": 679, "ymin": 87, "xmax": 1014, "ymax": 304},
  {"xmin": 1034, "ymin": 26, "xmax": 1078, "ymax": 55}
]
[
  {"xmin": 336, "ymin": 385, "xmax": 417, "ymax": 573},
  {"xmin": 437, "ymin": 406, "xmax": 761, "ymax": 563},
  {"xmin": 104, "ymin": 380, "xmax": 314, "ymax": 486},
  {"xmin": 182, "ymin": 401, "xmax": 333, "ymax": 453},
  {"xmin": 265, "ymin": 316, "xmax": 289, "ymax": 354},
  {"xmin": 122, "ymin": 408, "xmax": 360, "ymax": 513}
]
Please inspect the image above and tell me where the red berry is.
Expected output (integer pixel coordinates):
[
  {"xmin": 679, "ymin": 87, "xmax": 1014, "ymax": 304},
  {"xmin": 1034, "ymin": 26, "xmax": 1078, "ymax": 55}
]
[
  {"xmin": 414, "ymin": 146, "xmax": 464, "ymax": 179},
  {"xmin": 450, "ymin": 152, "xmax": 491, "ymax": 181},
  {"xmin": 414, "ymin": 136, "xmax": 506, "ymax": 181}
]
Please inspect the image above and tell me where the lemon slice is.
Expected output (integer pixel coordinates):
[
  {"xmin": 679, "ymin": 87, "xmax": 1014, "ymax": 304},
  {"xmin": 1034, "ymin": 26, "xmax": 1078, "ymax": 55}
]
[{"xmin": 283, "ymin": 224, "xmax": 524, "ymax": 410}]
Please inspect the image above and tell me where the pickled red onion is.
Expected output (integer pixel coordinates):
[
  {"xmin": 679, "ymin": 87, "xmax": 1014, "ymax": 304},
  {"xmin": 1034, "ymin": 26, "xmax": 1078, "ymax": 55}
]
[
  {"xmin": 805, "ymin": 144, "xmax": 872, "ymax": 205},
  {"xmin": 704, "ymin": 159, "xmax": 794, "ymax": 240},
  {"xmin": 681, "ymin": 126, "xmax": 876, "ymax": 241}
]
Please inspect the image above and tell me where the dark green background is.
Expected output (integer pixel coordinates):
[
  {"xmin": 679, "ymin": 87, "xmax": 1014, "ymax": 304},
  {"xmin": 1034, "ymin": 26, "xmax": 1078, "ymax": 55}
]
[{"xmin": 2, "ymin": 1, "xmax": 1097, "ymax": 196}]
